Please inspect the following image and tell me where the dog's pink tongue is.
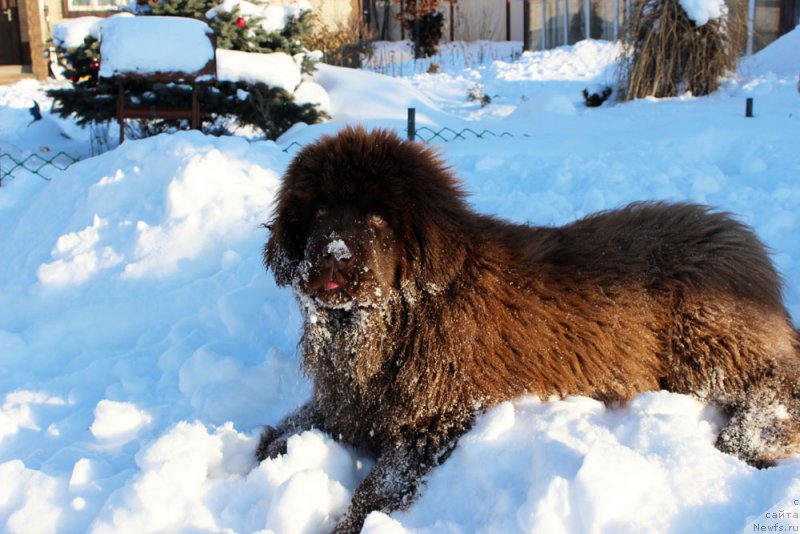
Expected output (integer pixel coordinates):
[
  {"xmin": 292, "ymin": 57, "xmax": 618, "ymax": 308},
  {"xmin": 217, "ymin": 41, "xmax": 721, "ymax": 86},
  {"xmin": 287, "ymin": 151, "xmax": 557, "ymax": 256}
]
[{"xmin": 324, "ymin": 280, "xmax": 340, "ymax": 291}]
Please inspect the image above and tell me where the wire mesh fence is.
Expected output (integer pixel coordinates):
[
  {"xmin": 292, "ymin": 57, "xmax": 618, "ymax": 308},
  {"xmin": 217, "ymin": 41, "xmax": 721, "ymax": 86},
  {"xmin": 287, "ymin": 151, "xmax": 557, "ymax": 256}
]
[
  {"xmin": 1, "ymin": 109, "xmax": 528, "ymax": 182},
  {"xmin": 0, "ymin": 149, "xmax": 80, "ymax": 184},
  {"xmin": 413, "ymin": 126, "xmax": 520, "ymax": 142},
  {"xmin": 280, "ymin": 108, "xmax": 530, "ymax": 153}
]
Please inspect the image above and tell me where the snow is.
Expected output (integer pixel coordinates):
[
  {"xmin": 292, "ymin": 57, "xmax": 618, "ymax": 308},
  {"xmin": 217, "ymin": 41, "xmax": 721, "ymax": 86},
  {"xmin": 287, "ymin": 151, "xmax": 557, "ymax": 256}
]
[
  {"xmin": 205, "ymin": 0, "xmax": 310, "ymax": 33},
  {"xmin": 51, "ymin": 16, "xmax": 104, "ymax": 49},
  {"xmin": 293, "ymin": 80, "xmax": 332, "ymax": 114},
  {"xmin": 54, "ymin": 15, "xmax": 324, "ymax": 101},
  {"xmin": 216, "ymin": 49, "xmax": 301, "ymax": 91},
  {"xmin": 741, "ymin": 26, "xmax": 800, "ymax": 78},
  {"xmin": 99, "ymin": 17, "xmax": 214, "ymax": 78},
  {"xmin": 679, "ymin": 0, "xmax": 727, "ymax": 25},
  {"xmin": 326, "ymin": 239, "xmax": 352, "ymax": 261},
  {"xmin": 2, "ymin": 32, "xmax": 800, "ymax": 533}
]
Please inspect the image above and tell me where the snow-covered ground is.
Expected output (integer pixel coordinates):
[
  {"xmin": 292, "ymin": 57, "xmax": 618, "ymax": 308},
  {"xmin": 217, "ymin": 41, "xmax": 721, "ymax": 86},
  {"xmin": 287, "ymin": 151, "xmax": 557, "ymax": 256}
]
[{"xmin": 1, "ymin": 31, "xmax": 800, "ymax": 533}]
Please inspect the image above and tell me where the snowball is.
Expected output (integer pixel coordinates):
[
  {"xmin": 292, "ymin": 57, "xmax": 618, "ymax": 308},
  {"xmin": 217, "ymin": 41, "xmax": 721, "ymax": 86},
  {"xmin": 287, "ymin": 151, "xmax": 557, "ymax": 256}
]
[
  {"xmin": 99, "ymin": 16, "xmax": 214, "ymax": 78},
  {"xmin": 89, "ymin": 400, "xmax": 151, "ymax": 443},
  {"xmin": 216, "ymin": 49, "xmax": 302, "ymax": 91}
]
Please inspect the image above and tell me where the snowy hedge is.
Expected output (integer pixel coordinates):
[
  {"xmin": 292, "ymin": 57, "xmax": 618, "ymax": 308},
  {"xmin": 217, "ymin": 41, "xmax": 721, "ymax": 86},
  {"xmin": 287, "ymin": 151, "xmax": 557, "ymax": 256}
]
[{"xmin": 48, "ymin": 0, "xmax": 328, "ymax": 141}]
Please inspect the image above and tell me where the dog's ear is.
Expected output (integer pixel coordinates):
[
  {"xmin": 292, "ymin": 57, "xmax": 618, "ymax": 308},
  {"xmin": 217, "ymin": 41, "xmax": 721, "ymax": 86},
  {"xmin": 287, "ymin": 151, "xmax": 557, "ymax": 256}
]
[
  {"xmin": 263, "ymin": 222, "xmax": 291, "ymax": 287},
  {"xmin": 395, "ymin": 143, "xmax": 471, "ymax": 291},
  {"xmin": 405, "ymin": 215, "xmax": 469, "ymax": 291},
  {"xmin": 263, "ymin": 198, "xmax": 303, "ymax": 287}
]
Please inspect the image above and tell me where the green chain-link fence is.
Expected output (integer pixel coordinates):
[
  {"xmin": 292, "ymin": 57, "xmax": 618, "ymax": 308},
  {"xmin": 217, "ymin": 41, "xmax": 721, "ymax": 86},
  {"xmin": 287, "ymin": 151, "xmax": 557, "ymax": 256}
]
[
  {"xmin": 0, "ymin": 150, "xmax": 80, "ymax": 184},
  {"xmin": 413, "ymin": 126, "xmax": 523, "ymax": 143},
  {"xmin": 279, "ymin": 109, "xmax": 532, "ymax": 153},
  {"xmin": 2, "ymin": 109, "xmax": 527, "ymax": 182}
]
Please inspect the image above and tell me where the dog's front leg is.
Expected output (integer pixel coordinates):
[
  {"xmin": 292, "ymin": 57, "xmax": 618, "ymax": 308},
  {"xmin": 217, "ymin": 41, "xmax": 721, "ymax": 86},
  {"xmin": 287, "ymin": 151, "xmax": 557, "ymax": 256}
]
[
  {"xmin": 331, "ymin": 443, "xmax": 430, "ymax": 534},
  {"xmin": 255, "ymin": 401, "xmax": 323, "ymax": 461}
]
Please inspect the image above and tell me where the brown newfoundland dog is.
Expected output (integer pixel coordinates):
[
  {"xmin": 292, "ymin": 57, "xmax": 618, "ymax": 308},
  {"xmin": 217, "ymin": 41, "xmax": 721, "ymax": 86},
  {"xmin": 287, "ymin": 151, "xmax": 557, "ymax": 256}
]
[{"xmin": 258, "ymin": 126, "xmax": 800, "ymax": 533}]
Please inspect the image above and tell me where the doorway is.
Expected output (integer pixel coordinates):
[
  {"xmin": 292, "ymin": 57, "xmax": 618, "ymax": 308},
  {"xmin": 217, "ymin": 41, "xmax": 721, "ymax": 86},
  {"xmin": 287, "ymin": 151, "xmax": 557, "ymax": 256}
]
[{"xmin": 1, "ymin": 0, "xmax": 24, "ymax": 65}]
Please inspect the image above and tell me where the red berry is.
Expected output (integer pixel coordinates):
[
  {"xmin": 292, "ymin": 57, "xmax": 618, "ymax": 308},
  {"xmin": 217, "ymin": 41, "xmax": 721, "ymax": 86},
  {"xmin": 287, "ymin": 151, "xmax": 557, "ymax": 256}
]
[{"xmin": 235, "ymin": 17, "xmax": 246, "ymax": 27}]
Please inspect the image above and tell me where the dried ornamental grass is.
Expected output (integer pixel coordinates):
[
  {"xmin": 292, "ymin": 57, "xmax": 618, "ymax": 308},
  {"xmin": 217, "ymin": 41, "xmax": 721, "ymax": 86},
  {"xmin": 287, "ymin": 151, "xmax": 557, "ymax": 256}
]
[{"xmin": 620, "ymin": 0, "xmax": 744, "ymax": 99}]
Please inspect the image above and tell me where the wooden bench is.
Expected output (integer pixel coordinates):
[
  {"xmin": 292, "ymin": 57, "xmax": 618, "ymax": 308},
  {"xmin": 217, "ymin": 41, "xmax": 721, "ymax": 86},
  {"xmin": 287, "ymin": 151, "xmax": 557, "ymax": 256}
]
[
  {"xmin": 99, "ymin": 16, "xmax": 217, "ymax": 143},
  {"xmin": 114, "ymin": 64, "xmax": 215, "ymax": 143}
]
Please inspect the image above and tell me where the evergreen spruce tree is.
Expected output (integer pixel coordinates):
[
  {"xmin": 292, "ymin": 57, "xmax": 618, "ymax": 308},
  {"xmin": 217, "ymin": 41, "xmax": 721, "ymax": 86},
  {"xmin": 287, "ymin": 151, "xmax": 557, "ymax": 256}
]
[
  {"xmin": 48, "ymin": 0, "xmax": 324, "ymax": 140},
  {"xmin": 48, "ymin": 37, "xmax": 116, "ymax": 126}
]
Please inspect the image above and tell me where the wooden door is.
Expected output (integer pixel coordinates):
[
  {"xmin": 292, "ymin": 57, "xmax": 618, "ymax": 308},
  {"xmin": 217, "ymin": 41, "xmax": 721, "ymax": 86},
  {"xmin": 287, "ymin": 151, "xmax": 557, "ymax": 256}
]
[{"xmin": 0, "ymin": 0, "xmax": 23, "ymax": 65}]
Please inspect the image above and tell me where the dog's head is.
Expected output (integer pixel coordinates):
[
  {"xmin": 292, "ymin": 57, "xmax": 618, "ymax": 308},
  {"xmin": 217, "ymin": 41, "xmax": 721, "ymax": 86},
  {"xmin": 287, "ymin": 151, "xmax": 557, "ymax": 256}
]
[{"xmin": 265, "ymin": 127, "xmax": 470, "ymax": 309}]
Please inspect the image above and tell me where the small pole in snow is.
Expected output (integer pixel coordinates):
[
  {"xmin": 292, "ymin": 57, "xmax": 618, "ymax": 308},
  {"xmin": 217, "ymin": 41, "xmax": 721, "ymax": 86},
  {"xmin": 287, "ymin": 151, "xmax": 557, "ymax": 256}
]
[
  {"xmin": 745, "ymin": 98, "xmax": 754, "ymax": 117},
  {"xmin": 407, "ymin": 108, "xmax": 416, "ymax": 141}
]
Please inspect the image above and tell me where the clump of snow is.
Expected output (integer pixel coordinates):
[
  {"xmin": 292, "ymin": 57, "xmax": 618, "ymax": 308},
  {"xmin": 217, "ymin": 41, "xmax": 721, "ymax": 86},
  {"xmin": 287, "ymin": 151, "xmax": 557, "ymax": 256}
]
[
  {"xmin": 51, "ymin": 13, "xmax": 135, "ymax": 50},
  {"xmin": 0, "ymin": 391, "xmax": 65, "ymax": 443},
  {"xmin": 216, "ymin": 49, "xmax": 301, "ymax": 91},
  {"xmin": 99, "ymin": 16, "xmax": 214, "ymax": 78},
  {"xmin": 325, "ymin": 239, "xmax": 351, "ymax": 261},
  {"xmin": 0, "ymin": 460, "xmax": 64, "ymax": 534},
  {"xmin": 679, "ymin": 0, "xmax": 727, "ymax": 25},
  {"xmin": 205, "ymin": 0, "xmax": 310, "ymax": 33},
  {"xmin": 51, "ymin": 16, "xmax": 103, "ymax": 49},
  {"xmin": 91, "ymin": 423, "xmax": 363, "ymax": 533},
  {"xmin": 293, "ymin": 80, "xmax": 332, "ymax": 114},
  {"xmin": 37, "ymin": 214, "xmax": 123, "ymax": 287},
  {"xmin": 68, "ymin": 458, "xmax": 95, "ymax": 490},
  {"xmin": 89, "ymin": 400, "xmax": 151, "ymax": 443}
]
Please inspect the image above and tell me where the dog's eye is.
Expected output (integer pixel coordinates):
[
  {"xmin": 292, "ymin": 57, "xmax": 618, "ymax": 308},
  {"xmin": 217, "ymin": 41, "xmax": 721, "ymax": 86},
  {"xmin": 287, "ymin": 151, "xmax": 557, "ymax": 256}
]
[{"xmin": 368, "ymin": 214, "xmax": 386, "ymax": 227}]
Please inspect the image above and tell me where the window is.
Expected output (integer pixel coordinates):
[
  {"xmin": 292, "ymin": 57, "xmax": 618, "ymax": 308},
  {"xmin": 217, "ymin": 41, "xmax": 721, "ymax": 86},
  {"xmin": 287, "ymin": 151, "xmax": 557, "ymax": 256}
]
[{"xmin": 61, "ymin": 0, "xmax": 127, "ymax": 17}]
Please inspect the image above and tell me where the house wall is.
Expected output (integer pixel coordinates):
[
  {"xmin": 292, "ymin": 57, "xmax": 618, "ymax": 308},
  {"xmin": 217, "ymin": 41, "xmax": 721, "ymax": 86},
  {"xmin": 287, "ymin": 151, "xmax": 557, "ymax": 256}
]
[
  {"xmin": 16, "ymin": 0, "xmax": 798, "ymax": 82},
  {"xmin": 21, "ymin": 0, "xmax": 48, "ymax": 78},
  {"xmin": 273, "ymin": 0, "xmax": 357, "ymax": 28}
]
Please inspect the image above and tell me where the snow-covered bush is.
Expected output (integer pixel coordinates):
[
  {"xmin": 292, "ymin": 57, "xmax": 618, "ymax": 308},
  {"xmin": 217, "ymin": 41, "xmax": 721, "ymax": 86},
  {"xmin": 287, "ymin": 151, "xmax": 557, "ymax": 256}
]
[
  {"xmin": 619, "ymin": 0, "xmax": 745, "ymax": 99},
  {"xmin": 48, "ymin": 0, "xmax": 326, "ymax": 140}
]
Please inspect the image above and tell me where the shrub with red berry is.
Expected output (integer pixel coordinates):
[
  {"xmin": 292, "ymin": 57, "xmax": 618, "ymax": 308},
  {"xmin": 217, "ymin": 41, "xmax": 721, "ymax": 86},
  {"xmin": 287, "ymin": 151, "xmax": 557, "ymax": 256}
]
[{"xmin": 48, "ymin": 0, "xmax": 322, "ymax": 140}]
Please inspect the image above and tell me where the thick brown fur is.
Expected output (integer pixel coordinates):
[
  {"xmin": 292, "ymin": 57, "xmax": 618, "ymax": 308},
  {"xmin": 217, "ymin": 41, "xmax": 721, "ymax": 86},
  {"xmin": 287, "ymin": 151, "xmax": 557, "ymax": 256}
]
[{"xmin": 259, "ymin": 126, "xmax": 800, "ymax": 533}]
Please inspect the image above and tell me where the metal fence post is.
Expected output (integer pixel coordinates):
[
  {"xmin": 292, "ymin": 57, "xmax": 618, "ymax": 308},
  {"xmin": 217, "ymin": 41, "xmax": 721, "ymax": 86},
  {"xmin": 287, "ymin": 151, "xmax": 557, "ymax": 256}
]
[{"xmin": 407, "ymin": 108, "xmax": 416, "ymax": 141}]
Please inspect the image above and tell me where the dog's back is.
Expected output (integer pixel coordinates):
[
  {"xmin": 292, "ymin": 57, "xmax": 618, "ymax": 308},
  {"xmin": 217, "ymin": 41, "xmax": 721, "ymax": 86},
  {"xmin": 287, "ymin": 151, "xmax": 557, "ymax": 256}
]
[{"xmin": 533, "ymin": 202, "xmax": 783, "ymax": 309}]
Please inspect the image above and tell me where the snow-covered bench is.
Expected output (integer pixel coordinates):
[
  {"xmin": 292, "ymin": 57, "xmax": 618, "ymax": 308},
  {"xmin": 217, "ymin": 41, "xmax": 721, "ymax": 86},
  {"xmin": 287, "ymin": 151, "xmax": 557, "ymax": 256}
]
[{"xmin": 99, "ymin": 16, "xmax": 216, "ymax": 142}]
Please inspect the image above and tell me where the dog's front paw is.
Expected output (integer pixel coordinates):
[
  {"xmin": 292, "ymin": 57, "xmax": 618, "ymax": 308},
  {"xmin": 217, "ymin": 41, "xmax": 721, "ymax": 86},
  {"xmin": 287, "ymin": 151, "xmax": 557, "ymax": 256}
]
[{"xmin": 255, "ymin": 425, "xmax": 289, "ymax": 461}]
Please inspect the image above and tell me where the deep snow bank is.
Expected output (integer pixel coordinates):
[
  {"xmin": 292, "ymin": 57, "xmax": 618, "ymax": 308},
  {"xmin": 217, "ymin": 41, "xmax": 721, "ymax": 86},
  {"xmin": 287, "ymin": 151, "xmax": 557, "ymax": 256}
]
[{"xmin": 1, "ymin": 36, "xmax": 800, "ymax": 533}]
